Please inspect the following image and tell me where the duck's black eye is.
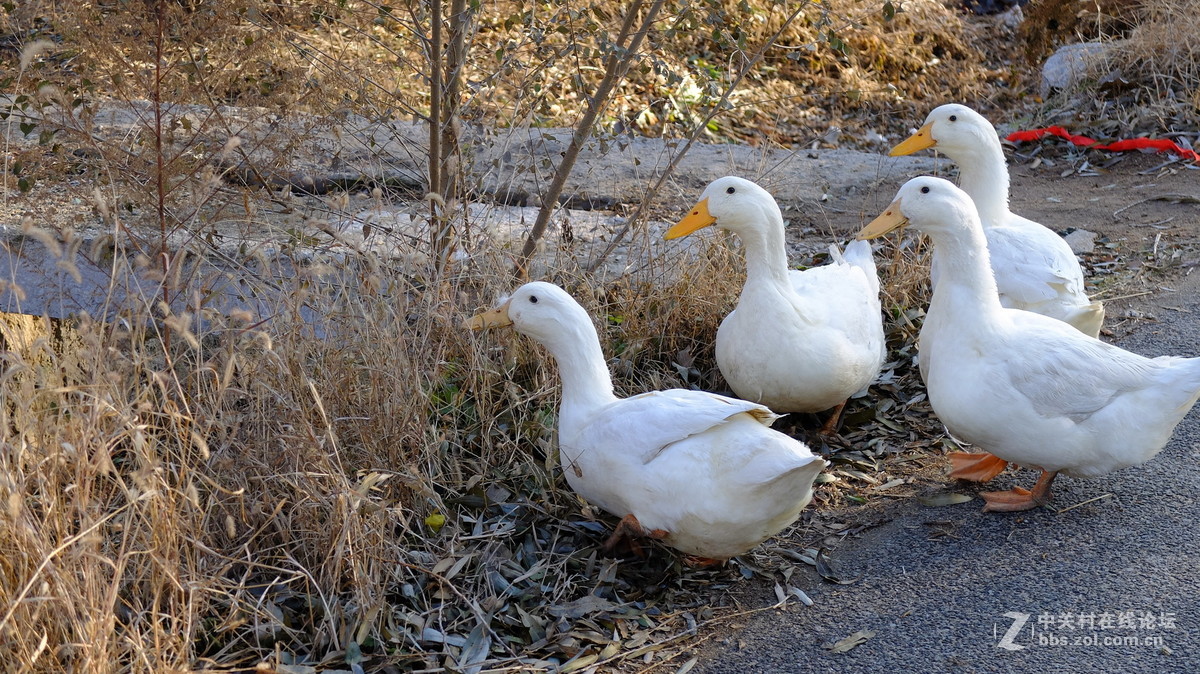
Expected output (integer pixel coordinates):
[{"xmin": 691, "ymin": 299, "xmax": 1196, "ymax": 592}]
[
  {"xmin": 920, "ymin": 186, "xmax": 930, "ymax": 194},
  {"xmin": 726, "ymin": 186, "xmax": 736, "ymax": 194},
  {"xmin": 948, "ymin": 115, "xmax": 958, "ymax": 122},
  {"xmin": 529, "ymin": 295, "xmax": 539, "ymax": 304}
]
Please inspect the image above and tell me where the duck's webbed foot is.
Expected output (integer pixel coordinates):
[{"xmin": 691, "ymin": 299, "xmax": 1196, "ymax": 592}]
[
  {"xmin": 815, "ymin": 400, "xmax": 849, "ymax": 436},
  {"xmin": 980, "ymin": 470, "xmax": 1058, "ymax": 512},
  {"xmin": 948, "ymin": 452, "xmax": 1009, "ymax": 482},
  {"xmin": 602, "ymin": 514, "xmax": 667, "ymax": 557}
]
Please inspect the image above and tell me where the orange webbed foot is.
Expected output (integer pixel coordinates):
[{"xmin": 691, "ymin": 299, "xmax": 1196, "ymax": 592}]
[
  {"xmin": 980, "ymin": 486, "xmax": 1042, "ymax": 512},
  {"xmin": 948, "ymin": 452, "xmax": 1009, "ymax": 482},
  {"xmin": 602, "ymin": 514, "xmax": 666, "ymax": 557},
  {"xmin": 980, "ymin": 470, "xmax": 1058, "ymax": 513},
  {"xmin": 816, "ymin": 400, "xmax": 849, "ymax": 437}
]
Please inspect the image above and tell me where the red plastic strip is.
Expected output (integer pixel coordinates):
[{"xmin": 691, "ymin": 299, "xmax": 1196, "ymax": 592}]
[{"xmin": 1006, "ymin": 126, "xmax": 1199, "ymax": 162}]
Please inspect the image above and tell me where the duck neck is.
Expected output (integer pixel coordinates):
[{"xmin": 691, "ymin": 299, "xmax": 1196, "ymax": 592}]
[
  {"xmin": 951, "ymin": 136, "xmax": 1010, "ymax": 226},
  {"xmin": 736, "ymin": 209, "xmax": 792, "ymax": 288},
  {"xmin": 928, "ymin": 216, "xmax": 1004, "ymax": 320},
  {"xmin": 543, "ymin": 319, "xmax": 619, "ymax": 423}
]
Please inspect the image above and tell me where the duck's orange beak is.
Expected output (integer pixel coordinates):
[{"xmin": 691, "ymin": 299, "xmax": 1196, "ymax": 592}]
[
  {"xmin": 889, "ymin": 123, "xmax": 936, "ymax": 156},
  {"xmin": 856, "ymin": 199, "xmax": 907, "ymax": 240},
  {"xmin": 465, "ymin": 298, "xmax": 514, "ymax": 330},
  {"xmin": 665, "ymin": 198, "xmax": 716, "ymax": 239}
]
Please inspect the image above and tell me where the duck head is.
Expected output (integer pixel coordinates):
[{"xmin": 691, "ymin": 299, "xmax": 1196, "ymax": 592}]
[
  {"xmin": 856, "ymin": 176, "xmax": 980, "ymax": 241},
  {"xmin": 889, "ymin": 104, "xmax": 999, "ymax": 159},
  {"xmin": 465, "ymin": 281, "xmax": 593, "ymax": 347},
  {"xmin": 664, "ymin": 176, "xmax": 783, "ymax": 240}
]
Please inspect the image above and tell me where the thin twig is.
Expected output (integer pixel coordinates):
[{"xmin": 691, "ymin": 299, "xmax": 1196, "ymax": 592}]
[
  {"xmin": 1112, "ymin": 193, "xmax": 1200, "ymax": 219},
  {"xmin": 512, "ymin": 0, "xmax": 664, "ymax": 279},
  {"xmin": 428, "ymin": 0, "xmax": 443, "ymax": 258},
  {"xmin": 627, "ymin": 599, "xmax": 794, "ymax": 673},
  {"xmin": 1057, "ymin": 493, "xmax": 1111, "ymax": 514},
  {"xmin": 586, "ymin": 2, "xmax": 812, "ymax": 273},
  {"xmin": 1093, "ymin": 289, "xmax": 1154, "ymax": 302}
]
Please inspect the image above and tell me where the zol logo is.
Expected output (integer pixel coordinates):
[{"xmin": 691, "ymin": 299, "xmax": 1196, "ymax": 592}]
[{"xmin": 996, "ymin": 612, "xmax": 1030, "ymax": 651}]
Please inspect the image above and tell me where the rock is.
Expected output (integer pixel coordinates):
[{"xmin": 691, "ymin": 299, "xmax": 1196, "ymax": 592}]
[
  {"xmin": 997, "ymin": 4, "xmax": 1024, "ymax": 30},
  {"xmin": 1040, "ymin": 41, "xmax": 1123, "ymax": 96},
  {"xmin": 1062, "ymin": 227, "xmax": 1098, "ymax": 254}
]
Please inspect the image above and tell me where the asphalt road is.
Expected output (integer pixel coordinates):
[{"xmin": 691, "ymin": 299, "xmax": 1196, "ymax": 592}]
[{"xmin": 696, "ymin": 270, "xmax": 1200, "ymax": 672}]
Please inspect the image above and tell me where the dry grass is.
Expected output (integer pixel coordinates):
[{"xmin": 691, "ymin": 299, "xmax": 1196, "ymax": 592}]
[
  {"xmin": 2, "ymin": 0, "xmax": 1189, "ymax": 670},
  {"xmin": 0, "ymin": 222, "xmax": 759, "ymax": 670},
  {"xmin": 0, "ymin": 200, "xmax": 941, "ymax": 672},
  {"xmin": 3, "ymin": 0, "xmax": 1021, "ymax": 148},
  {"xmin": 1101, "ymin": 0, "xmax": 1200, "ymax": 111},
  {"xmin": 1026, "ymin": 0, "xmax": 1200, "ymax": 134}
]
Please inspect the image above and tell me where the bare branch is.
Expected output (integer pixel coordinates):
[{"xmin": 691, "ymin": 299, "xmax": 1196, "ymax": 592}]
[
  {"xmin": 587, "ymin": 2, "xmax": 813, "ymax": 272},
  {"xmin": 512, "ymin": 0, "xmax": 666, "ymax": 280}
]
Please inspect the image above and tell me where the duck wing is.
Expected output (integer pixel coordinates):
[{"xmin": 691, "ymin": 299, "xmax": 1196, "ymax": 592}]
[
  {"xmin": 831, "ymin": 239, "xmax": 880, "ymax": 295},
  {"xmin": 576, "ymin": 389, "xmax": 778, "ymax": 465},
  {"xmin": 1002, "ymin": 318, "xmax": 1181, "ymax": 422},
  {"xmin": 986, "ymin": 218, "xmax": 1086, "ymax": 306}
]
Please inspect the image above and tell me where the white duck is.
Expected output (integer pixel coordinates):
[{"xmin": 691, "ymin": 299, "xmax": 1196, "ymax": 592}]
[
  {"xmin": 858, "ymin": 177, "xmax": 1200, "ymax": 511},
  {"xmin": 467, "ymin": 282, "xmax": 827, "ymax": 560},
  {"xmin": 665, "ymin": 176, "xmax": 885, "ymax": 430},
  {"xmin": 891, "ymin": 104, "xmax": 1105, "ymax": 337}
]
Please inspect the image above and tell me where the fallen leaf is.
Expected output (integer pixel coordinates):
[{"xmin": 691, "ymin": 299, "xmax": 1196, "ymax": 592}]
[
  {"xmin": 420, "ymin": 627, "xmax": 467, "ymax": 647},
  {"xmin": 560, "ymin": 652, "xmax": 599, "ymax": 672},
  {"xmin": 917, "ymin": 492, "xmax": 973, "ymax": 507},
  {"xmin": 458, "ymin": 623, "xmax": 491, "ymax": 674},
  {"xmin": 441, "ymin": 553, "xmax": 474, "ymax": 581},
  {"xmin": 873, "ymin": 478, "xmax": 905, "ymax": 491},
  {"xmin": 827, "ymin": 629, "xmax": 875, "ymax": 653},
  {"xmin": 815, "ymin": 548, "xmax": 862, "ymax": 585},
  {"xmin": 788, "ymin": 586, "xmax": 814, "ymax": 606},
  {"xmin": 546, "ymin": 594, "xmax": 620, "ymax": 619},
  {"xmin": 839, "ymin": 469, "xmax": 880, "ymax": 485}
]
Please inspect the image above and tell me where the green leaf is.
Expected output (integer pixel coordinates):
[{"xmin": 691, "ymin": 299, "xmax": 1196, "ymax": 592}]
[
  {"xmin": 19, "ymin": 121, "xmax": 36, "ymax": 136},
  {"xmin": 825, "ymin": 30, "xmax": 850, "ymax": 56},
  {"xmin": 883, "ymin": 1, "xmax": 896, "ymax": 21},
  {"xmin": 424, "ymin": 512, "xmax": 446, "ymax": 532}
]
